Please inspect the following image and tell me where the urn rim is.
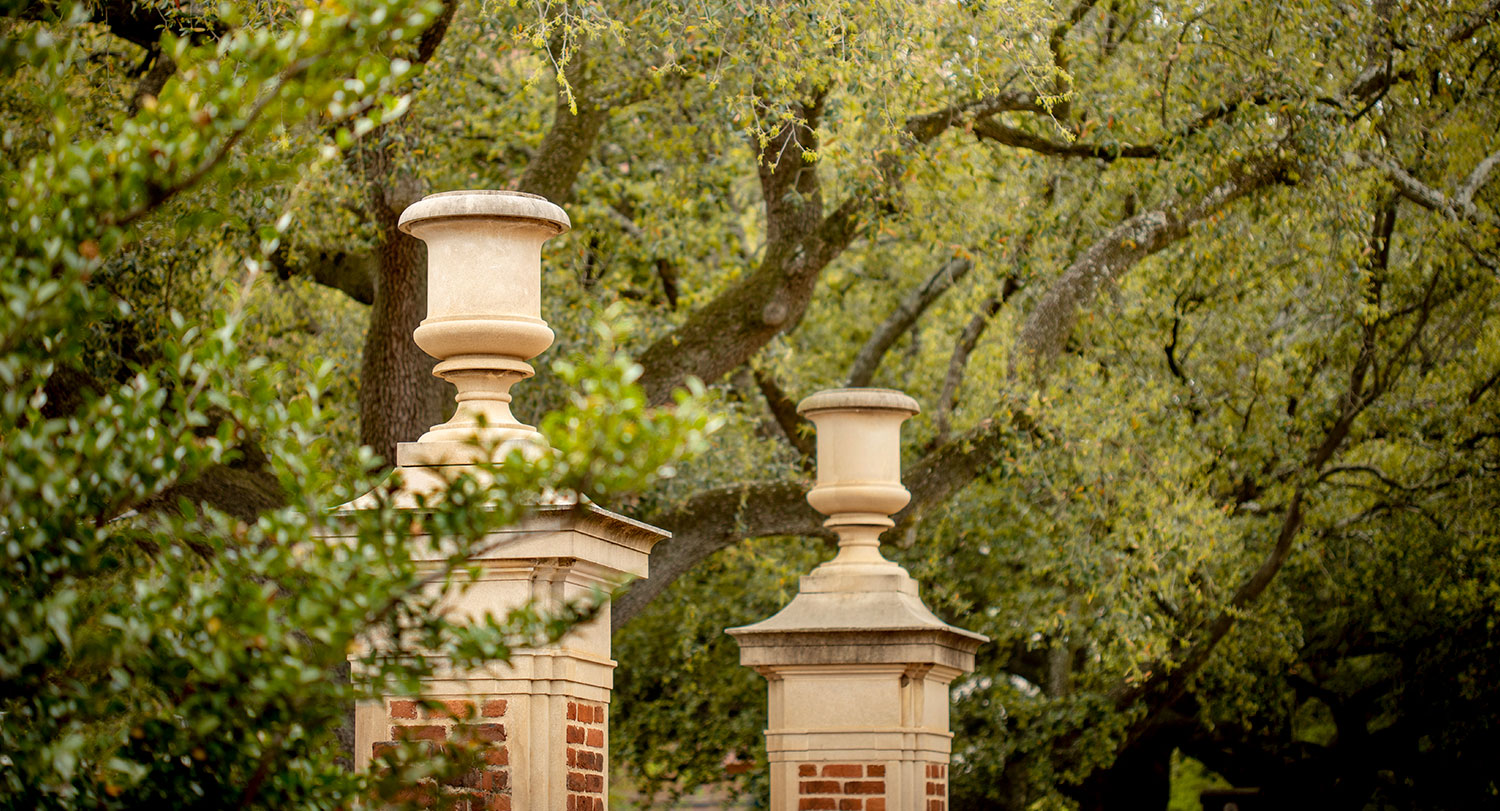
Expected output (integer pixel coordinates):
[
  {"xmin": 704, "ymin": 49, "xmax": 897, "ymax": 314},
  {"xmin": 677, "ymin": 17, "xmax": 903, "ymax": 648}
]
[
  {"xmin": 796, "ymin": 387, "xmax": 920, "ymax": 418},
  {"xmin": 398, "ymin": 189, "xmax": 571, "ymax": 235}
]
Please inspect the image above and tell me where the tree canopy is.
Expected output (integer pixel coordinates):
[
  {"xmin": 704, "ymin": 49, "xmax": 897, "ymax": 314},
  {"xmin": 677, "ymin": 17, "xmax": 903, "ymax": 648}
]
[{"xmin": 4, "ymin": 0, "xmax": 1500, "ymax": 809}]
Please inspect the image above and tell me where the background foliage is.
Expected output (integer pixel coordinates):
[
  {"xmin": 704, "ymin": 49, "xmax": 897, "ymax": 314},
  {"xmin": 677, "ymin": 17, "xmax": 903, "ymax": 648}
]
[{"xmin": 5, "ymin": 0, "xmax": 1500, "ymax": 809}]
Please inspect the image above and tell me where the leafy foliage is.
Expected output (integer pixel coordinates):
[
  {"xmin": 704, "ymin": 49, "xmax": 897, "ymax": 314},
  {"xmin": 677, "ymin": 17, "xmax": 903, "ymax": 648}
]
[
  {"xmin": 7, "ymin": 0, "xmax": 1500, "ymax": 809},
  {"xmin": 0, "ymin": 2, "xmax": 713, "ymax": 808}
]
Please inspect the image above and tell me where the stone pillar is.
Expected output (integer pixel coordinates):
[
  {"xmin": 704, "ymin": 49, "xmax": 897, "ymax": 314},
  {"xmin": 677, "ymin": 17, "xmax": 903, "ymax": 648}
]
[
  {"xmin": 343, "ymin": 190, "xmax": 669, "ymax": 811},
  {"xmin": 729, "ymin": 389, "xmax": 985, "ymax": 811}
]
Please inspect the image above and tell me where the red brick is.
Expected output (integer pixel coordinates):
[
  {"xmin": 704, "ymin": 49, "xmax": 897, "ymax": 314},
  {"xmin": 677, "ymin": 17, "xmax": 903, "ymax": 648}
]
[
  {"xmin": 389, "ymin": 700, "xmax": 419, "ymax": 719},
  {"xmin": 481, "ymin": 699, "xmax": 507, "ymax": 717},
  {"xmin": 585, "ymin": 728, "xmax": 603, "ymax": 747},
  {"xmin": 866, "ymin": 801, "xmax": 885, "ymax": 811},
  {"xmin": 428, "ymin": 700, "xmax": 474, "ymax": 720},
  {"xmin": 866, "ymin": 765, "xmax": 885, "ymax": 777},
  {"xmin": 822, "ymin": 764, "xmax": 862, "ymax": 778},
  {"xmin": 567, "ymin": 772, "xmax": 587, "ymax": 791},
  {"xmin": 393, "ymin": 786, "xmax": 435, "ymax": 807},
  {"xmin": 925, "ymin": 764, "xmax": 936, "ymax": 778},
  {"xmin": 799, "ymin": 764, "xmax": 818, "ymax": 777},
  {"xmin": 567, "ymin": 797, "xmax": 576, "ymax": 811},
  {"xmin": 484, "ymin": 746, "xmax": 509, "ymax": 767},
  {"xmin": 593, "ymin": 799, "xmax": 604, "ymax": 811},
  {"xmin": 839, "ymin": 800, "xmax": 863, "ymax": 810},
  {"xmin": 585, "ymin": 774, "xmax": 603, "ymax": 792},
  {"xmin": 844, "ymin": 781, "xmax": 884, "ymax": 795},
  {"xmin": 594, "ymin": 706, "xmax": 606, "ymax": 723},
  {"xmin": 480, "ymin": 771, "xmax": 508, "ymax": 791},
  {"xmin": 566, "ymin": 725, "xmax": 585, "ymax": 744},
  {"xmin": 486, "ymin": 797, "xmax": 510, "ymax": 811},
  {"xmin": 393, "ymin": 725, "xmax": 445, "ymax": 742},
  {"xmin": 371, "ymin": 741, "xmax": 398, "ymax": 760},
  {"xmin": 927, "ymin": 801, "xmax": 943, "ymax": 811},
  {"xmin": 928, "ymin": 781, "xmax": 940, "ymax": 795},
  {"xmin": 567, "ymin": 748, "xmax": 577, "ymax": 767},
  {"xmin": 800, "ymin": 801, "xmax": 837, "ymax": 811},
  {"xmin": 469, "ymin": 723, "xmax": 505, "ymax": 742},
  {"xmin": 938, "ymin": 765, "xmax": 946, "ymax": 778},
  {"xmin": 568, "ymin": 702, "xmax": 578, "ymax": 721},
  {"xmin": 441, "ymin": 769, "xmax": 482, "ymax": 789},
  {"xmin": 801, "ymin": 780, "xmax": 840, "ymax": 794}
]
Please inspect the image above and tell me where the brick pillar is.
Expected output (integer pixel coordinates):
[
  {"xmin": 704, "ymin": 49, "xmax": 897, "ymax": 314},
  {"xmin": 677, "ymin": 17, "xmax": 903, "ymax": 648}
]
[
  {"xmin": 340, "ymin": 191, "xmax": 668, "ymax": 809},
  {"xmin": 729, "ymin": 389, "xmax": 985, "ymax": 811},
  {"xmin": 348, "ymin": 505, "xmax": 664, "ymax": 810}
]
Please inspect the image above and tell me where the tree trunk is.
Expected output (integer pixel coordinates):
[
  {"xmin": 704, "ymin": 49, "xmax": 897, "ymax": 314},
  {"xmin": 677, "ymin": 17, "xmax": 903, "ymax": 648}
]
[
  {"xmin": 358, "ymin": 221, "xmax": 448, "ymax": 466},
  {"xmin": 519, "ymin": 97, "xmax": 609, "ymax": 205}
]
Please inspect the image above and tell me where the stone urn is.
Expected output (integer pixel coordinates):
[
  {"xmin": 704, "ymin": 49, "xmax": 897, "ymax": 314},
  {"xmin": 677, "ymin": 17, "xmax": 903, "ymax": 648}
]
[{"xmin": 395, "ymin": 190, "xmax": 571, "ymax": 467}]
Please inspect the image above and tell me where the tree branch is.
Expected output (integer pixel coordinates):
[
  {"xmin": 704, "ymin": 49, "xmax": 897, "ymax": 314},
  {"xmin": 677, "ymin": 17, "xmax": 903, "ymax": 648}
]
[
  {"xmin": 127, "ymin": 45, "xmax": 176, "ymax": 114},
  {"xmin": 271, "ymin": 245, "xmax": 377, "ymax": 305},
  {"xmin": 1115, "ymin": 488, "xmax": 1305, "ymax": 717},
  {"xmin": 751, "ymin": 366, "xmax": 815, "ymax": 466},
  {"xmin": 1014, "ymin": 157, "xmax": 1294, "ymax": 370},
  {"xmin": 1047, "ymin": 0, "xmax": 1103, "ymax": 121},
  {"xmin": 518, "ymin": 69, "xmax": 611, "ymax": 204},
  {"xmin": 846, "ymin": 255, "xmax": 974, "ymax": 387},
  {"xmin": 903, "ymin": 90, "xmax": 1045, "ymax": 145},
  {"xmin": 636, "ymin": 91, "xmax": 855, "ymax": 404},
  {"xmin": 634, "ymin": 86, "xmax": 1039, "ymax": 404},
  {"xmin": 972, "ymin": 119, "xmax": 1162, "ymax": 160},
  {"xmin": 1457, "ymin": 148, "xmax": 1500, "ymax": 207},
  {"xmin": 1446, "ymin": 0, "xmax": 1500, "ymax": 43},
  {"xmin": 932, "ymin": 292, "xmax": 1008, "ymax": 444},
  {"xmin": 611, "ymin": 480, "xmax": 817, "ymax": 626},
  {"xmin": 1358, "ymin": 151, "xmax": 1495, "ymax": 224}
]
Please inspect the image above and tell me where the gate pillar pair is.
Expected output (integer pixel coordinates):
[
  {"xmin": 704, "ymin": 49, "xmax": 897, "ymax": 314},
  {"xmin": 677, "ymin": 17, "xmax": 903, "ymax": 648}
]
[
  {"xmin": 730, "ymin": 389, "xmax": 986, "ymax": 811},
  {"xmin": 342, "ymin": 191, "xmax": 667, "ymax": 810}
]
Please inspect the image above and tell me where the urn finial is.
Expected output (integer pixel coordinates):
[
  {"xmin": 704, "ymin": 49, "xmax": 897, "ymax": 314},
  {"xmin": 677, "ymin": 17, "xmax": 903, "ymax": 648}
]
[
  {"xmin": 395, "ymin": 190, "xmax": 570, "ymax": 466},
  {"xmin": 796, "ymin": 387, "xmax": 920, "ymax": 568}
]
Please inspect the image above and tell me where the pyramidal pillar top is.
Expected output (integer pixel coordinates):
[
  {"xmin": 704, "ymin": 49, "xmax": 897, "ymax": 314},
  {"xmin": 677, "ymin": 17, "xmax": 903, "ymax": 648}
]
[{"xmin": 729, "ymin": 388, "xmax": 986, "ymax": 811}]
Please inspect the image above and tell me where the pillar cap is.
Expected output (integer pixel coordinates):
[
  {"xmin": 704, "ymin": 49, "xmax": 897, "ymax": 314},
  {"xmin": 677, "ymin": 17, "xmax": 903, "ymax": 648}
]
[
  {"xmin": 728, "ymin": 588, "xmax": 986, "ymax": 673},
  {"xmin": 398, "ymin": 189, "xmax": 571, "ymax": 234},
  {"xmin": 728, "ymin": 592, "xmax": 985, "ymax": 674}
]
